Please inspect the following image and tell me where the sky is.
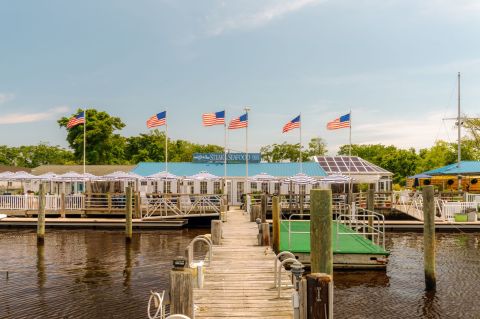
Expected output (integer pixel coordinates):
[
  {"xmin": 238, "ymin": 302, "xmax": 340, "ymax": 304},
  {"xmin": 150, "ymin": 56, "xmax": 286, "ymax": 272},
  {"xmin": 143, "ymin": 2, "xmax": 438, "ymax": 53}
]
[{"xmin": 1, "ymin": 0, "xmax": 480, "ymax": 155}]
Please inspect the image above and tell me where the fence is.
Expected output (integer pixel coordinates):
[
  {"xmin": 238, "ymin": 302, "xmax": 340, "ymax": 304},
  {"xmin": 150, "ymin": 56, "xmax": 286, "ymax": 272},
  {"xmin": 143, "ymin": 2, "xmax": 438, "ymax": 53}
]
[{"xmin": 442, "ymin": 202, "xmax": 478, "ymax": 221}]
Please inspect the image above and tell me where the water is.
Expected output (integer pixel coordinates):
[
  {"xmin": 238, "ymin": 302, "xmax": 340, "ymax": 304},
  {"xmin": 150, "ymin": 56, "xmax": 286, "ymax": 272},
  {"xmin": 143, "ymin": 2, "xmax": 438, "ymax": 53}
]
[{"xmin": 0, "ymin": 230, "xmax": 479, "ymax": 319}]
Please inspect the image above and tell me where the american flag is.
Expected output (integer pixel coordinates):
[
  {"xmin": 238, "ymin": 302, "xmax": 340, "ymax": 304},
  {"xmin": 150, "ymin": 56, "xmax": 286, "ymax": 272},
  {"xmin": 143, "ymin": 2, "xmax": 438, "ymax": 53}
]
[
  {"xmin": 327, "ymin": 113, "xmax": 351, "ymax": 130},
  {"xmin": 228, "ymin": 113, "xmax": 248, "ymax": 129},
  {"xmin": 202, "ymin": 110, "xmax": 225, "ymax": 126},
  {"xmin": 146, "ymin": 111, "xmax": 166, "ymax": 128},
  {"xmin": 282, "ymin": 115, "xmax": 300, "ymax": 133},
  {"xmin": 66, "ymin": 111, "xmax": 85, "ymax": 129}
]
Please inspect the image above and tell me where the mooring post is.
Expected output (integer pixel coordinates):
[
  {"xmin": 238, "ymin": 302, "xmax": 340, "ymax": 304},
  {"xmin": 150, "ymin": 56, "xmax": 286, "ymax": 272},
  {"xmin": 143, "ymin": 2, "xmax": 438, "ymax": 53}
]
[
  {"xmin": 37, "ymin": 183, "xmax": 46, "ymax": 244},
  {"xmin": 170, "ymin": 259, "xmax": 194, "ymax": 318},
  {"xmin": 367, "ymin": 189, "xmax": 375, "ymax": 240},
  {"xmin": 299, "ymin": 189, "xmax": 304, "ymax": 217},
  {"xmin": 306, "ymin": 273, "xmax": 333, "ymax": 319},
  {"xmin": 211, "ymin": 219, "xmax": 222, "ymax": 245},
  {"xmin": 261, "ymin": 194, "xmax": 267, "ymax": 223},
  {"xmin": 423, "ymin": 185, "xmax": 436, "ymax": 291},
  {"xmin": 310, "ymin": 189, "xmax": 333, "ymax": 275},
  {"xmin": 60, "ymin": 192, "xmax": 66, "ymax": 218},
  {"xmin": 134, "ymin": 192, "xmax": 141, "ymax": 219},
  {"xmin": 272, "ymin": 196, "xmax": 280, "ymax": 252},
  {"xmin": 261, "ymin": 222, "xmax": 270, "ymax": 246},
  {"xmin": 125, "ymin": 186, "xmax": 133, "ymax": 242}
]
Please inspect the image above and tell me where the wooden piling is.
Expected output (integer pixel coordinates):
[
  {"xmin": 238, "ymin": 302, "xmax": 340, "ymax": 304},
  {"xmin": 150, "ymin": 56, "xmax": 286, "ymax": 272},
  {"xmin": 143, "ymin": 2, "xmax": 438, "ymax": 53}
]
[
  {"xmin": 170, "ymin": 268, "xmax": 194, "ymax": 318},
  {"xmin": 306, "ymin": 273, "xmax": 333, "ymax": 319},
  {"xmin": 422, "ymin": 185, "xmax": 436, "ymax": 291},
  {"xmin": 261, "ymin": 194, "xmax": 267, "ymax": 223},
  {"xmin": 367, "ymin": 189, "xmax": 375, "ymax": 240},
  {"xmin": 310, "ymin": 189, "xmax": 333, "ymax": 275},
  {"xmin": 252, "ymin": 204, "xmax": 261, "ymax": 222},
  {"xmin": 37, "ymin": 183, "xmax": 46, "ymax": 244},
  {"xmin": 300, "ymin": 190, "xmax": 304, "ymax": 217},
  {"xmin": 272, "ymin": 196, "xmax": 280, "ymax": 252},
  {"xmin": 60, "ymin": 192, "xmax": 66, "ymax": 218},
  {"xmin": 261, "ymin": 222, "xmax": 270, "ymax": 246},
  {"xmin": 211, "ymin": 219, "xmax": 222, "ymax": 245},
  {"xmin": 125, "ymin": 186, "xmax": 133, "ymax": 242},
  {"xmin": 134, "ymin": 192, "xmax": 141, "ymax": 219}
]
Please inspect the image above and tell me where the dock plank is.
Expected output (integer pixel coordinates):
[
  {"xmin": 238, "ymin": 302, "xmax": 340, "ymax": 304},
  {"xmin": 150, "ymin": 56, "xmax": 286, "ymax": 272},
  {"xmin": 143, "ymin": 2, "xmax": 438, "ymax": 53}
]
[{"xmin": 194, "ymin": 209, "xmax": 293, "ymax": 319}]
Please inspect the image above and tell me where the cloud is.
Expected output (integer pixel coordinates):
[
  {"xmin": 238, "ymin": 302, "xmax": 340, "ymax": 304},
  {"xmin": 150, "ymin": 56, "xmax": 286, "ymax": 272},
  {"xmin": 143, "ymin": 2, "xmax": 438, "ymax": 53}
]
[
  {"xmin": 0, "ymin": 106, "xmax": 69, "ymax": 124},
  {"xmin": 208, "ymin": 0, "xmax": 324, "ymax": 36},
  {"xmin": 0, "ymin": 93, "xmax": 15, "ymax": 104}
]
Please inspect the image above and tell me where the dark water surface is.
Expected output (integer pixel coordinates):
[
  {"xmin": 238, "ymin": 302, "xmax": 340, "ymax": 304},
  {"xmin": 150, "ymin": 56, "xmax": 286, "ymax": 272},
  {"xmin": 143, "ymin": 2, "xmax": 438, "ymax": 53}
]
[{"xmin": 0, "ymin": 230, "xmax": 479, "ymax": 319}]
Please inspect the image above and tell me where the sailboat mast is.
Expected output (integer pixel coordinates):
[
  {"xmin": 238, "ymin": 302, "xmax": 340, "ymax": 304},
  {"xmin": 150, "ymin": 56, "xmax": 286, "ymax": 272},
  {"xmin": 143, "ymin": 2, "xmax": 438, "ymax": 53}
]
[{"xmin": 457, "ymin": 72, "xmax": 461, "ymax": 168}]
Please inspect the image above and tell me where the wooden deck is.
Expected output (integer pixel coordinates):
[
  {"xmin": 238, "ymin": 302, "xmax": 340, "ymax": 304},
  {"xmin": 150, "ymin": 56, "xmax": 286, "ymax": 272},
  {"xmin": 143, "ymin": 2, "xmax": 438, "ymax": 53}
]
[
  {"xmin": 194, "ymin": 209, "xmax": 293, "ymax": 319},
  {"xmin": 0, "ymin": 217, "xmax": 187, "ymax": 228}
]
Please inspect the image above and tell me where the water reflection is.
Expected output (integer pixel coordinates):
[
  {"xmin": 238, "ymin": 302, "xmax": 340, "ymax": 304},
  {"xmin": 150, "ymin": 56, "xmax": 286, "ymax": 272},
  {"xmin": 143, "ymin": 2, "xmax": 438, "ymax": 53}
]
[{"xmin": 1, "ymin": 230, "xmax": 480, "ymax": 318}]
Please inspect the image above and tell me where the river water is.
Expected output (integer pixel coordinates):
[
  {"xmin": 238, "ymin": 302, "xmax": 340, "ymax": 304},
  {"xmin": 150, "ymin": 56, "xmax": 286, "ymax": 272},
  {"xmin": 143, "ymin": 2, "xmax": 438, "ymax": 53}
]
[{"xmin": 0, "ymin": 229, "xmax": 479, "ymax": 319}]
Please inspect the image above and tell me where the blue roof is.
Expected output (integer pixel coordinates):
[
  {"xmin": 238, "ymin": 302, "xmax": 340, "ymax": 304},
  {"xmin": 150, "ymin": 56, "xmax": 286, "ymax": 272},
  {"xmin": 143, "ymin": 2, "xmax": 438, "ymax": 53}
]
[
  {"xmin": 422, "ymin": 161, "xmax": 480, "ymax": 175},
  {"xmin": 132, "ymin": 162, "xmax": 327, "ymax": 177}
]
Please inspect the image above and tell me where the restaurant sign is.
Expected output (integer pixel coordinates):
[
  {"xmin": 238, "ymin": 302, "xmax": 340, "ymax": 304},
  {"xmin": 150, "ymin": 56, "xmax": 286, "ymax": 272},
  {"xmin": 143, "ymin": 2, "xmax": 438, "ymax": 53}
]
[{"xmin": 193, "ymin": 153, "xmax": 261, "ymax": 163}]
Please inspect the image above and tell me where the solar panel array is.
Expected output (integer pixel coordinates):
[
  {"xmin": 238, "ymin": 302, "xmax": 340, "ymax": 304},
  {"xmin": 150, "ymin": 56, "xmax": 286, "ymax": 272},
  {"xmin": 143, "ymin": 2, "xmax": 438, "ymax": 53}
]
[{"xmin": 316, "ymin": 156, "xmax": 390, "ymax": 174}]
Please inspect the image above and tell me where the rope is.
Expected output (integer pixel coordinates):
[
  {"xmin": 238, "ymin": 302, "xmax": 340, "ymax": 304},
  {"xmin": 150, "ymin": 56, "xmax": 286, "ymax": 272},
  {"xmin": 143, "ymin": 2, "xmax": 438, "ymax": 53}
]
[{"xmin": 147, "ymin": 290, "xmax": 165, "ymax": 319}]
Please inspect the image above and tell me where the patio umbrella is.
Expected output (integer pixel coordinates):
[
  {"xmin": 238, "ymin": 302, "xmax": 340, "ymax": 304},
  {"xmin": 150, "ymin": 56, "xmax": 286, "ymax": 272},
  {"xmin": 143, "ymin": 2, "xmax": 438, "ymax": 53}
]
[
  {"xmin": 283, "ymin": 173, "xmax": 318, "ymax": 185},
  {"xmin": 186, "ymin": 171, "xmax": 221, "ymax": 181},
  {"xmin": 249, "ymin": 173, "xmax": 277, "ymax": 181},
  {"xmin": 34, "ymin": 172, "xmax": 59, "ymax": 181},
  {"xmin": 0, "ymin": 171, "xmax": 14, "ymax": 180},
  {"xmin": 321, "ymin": 174, "xmax": 352, "ymax": 184},
  {"xmin": 10, "ymin": 171, "xmax": 37, "ymax": 180},
  {"xmin": 102, "ymin": 171, "xmax": 143, "ymax": 181},
  {"xmin": 146, "ymin": 171, "xmax": 180, "ymax": 180},
  {"xmin": 57, "ymin": 171, "xmax": 89, "ymax": 181}
]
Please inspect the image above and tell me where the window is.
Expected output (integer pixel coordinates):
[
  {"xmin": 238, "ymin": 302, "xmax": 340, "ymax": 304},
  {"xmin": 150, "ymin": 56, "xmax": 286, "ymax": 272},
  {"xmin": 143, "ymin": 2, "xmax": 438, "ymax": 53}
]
[
  {"xmin": 237, "ymin": 182, "xmax": 244, "ymax": 201},
  {"xmin": 200, "ymin": 181, "xmax": 208, "ymax": 194},
  {"xmin": 214, "ymin": 181, "xmax": 221, "ymax": 194},
  {"xmin": 164, "ymin": 181, "xmax": 172, "ymax": 193},
  {"xmin": 7, "ymin": 181, "xmax": 12, "ymax": 187},
  {"xmin": 300, "ymin": 184, "xmax": 306, "ymax": 194},
  {"xmin": 140, "ymin": 181, "xmax": 147, "ymax": 186},
  {"xmin": 250, "ymin": 182, "xmax": 257, "ymax": 192},
  {"xmin": 274, "ymin": 183, "xmax": 280, "ymax": 194},
  {"xmin": 153, "ymin": 181, "xmax": 158, "ymax": 193},
  {"xmin": 188, "ymin": 181, "xmax": 194, "ymax": 194},
  {"xmin": 261, "ymin": 182, "xmax": 268, "ymax": 193}
]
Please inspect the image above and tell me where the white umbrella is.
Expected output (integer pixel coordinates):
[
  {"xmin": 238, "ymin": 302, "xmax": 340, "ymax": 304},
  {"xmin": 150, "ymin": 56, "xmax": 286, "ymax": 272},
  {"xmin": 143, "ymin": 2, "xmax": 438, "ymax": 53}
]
[
  {"xmin": 283, "ymin": 173, "xmax": 318, "ymax": 185},
  {"xmin": 249, "ymin": 173, "xmax": 277, "ymax": 181},
  {"xmin": 102, "ymin": 171, "xmax": 143, "ymax": 181},
  {"xmin": 146, "ymin": 171, "xmax": 180, "ymax": 180},
  {"xmin": 322, "ymin": 174, "xmax": 352, "ymax": 184},
  {"xmin": 34, "ymin": 172, "xmax": 59, "ymax": 181},
  {"xmin": 10, "ymin": 171, "xmax": 36, "ymax": 180},
  {"xmin": 57, "ymin": 171, "xmax": 88, "ymax": 181},
  {"xmin": 186, "ymin": 171, "xmax": 221, "ymax": 181},
  {"xmin": 0, "ymin": 171, "xmax": 14, "ymax": 180}
]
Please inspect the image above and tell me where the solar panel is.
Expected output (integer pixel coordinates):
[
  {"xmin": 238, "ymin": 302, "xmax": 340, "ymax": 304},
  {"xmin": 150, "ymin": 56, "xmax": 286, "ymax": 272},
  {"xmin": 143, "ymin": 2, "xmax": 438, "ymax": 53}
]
[{"xmin": 315, "ymin": 156, "xmax": 390, "ymax": 174}]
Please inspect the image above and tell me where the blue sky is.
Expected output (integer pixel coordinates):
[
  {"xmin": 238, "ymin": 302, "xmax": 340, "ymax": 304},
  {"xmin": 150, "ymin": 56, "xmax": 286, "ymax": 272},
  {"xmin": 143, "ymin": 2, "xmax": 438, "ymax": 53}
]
[{"xmin": 1, "ymin": 0, "xmax": 479, "ymax": 154}]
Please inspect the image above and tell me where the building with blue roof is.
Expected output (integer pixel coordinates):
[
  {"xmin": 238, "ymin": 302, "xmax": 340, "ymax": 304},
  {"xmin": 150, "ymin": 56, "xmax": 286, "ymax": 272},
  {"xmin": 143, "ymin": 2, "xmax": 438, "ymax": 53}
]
[
  {"xmin": 132, "ymin": 161, "xmax": 326, "ymax": 205},
  {"xmin": 408, "ymin": 161, "xmax": 480, "ymax": 191}
]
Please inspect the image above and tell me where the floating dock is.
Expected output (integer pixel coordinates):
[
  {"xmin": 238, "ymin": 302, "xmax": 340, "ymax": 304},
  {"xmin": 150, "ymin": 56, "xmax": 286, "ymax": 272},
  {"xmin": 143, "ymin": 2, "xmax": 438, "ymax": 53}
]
[
  {"xmin": 0, "ymin": 217, "xmax": 187, "ymax": 228},
  {"xmin": 194, "ymin": 209, "xmax": 294, "ymax": 318},
  {"xmin": 279, "ymin": 220, "xmax": 389, "ymax": 269}
]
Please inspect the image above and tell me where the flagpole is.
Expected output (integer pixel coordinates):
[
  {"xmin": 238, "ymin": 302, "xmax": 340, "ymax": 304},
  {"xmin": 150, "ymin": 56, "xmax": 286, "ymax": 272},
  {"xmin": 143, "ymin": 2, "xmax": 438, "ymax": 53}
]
[
  {"xmin": 224, "ymin": 114, "xmax": 227, "ymax": 183},
  {"xmin": 83, "ymin": 108, "xmax": 86, "ymax": 174},
  {"xmin": 348, "ymin": 109, "xmax": 352, "ymax": 197},
  {"xmin": 165, "ymin": 111, "xmax": 168, "ymax": 173},
  {"xmin": 299, "ymin": 113, "xmax": 302, "ymax": 174},
  {"xmin": 244, "ymin": 107, "xmax": 250, "ymax": 189}
]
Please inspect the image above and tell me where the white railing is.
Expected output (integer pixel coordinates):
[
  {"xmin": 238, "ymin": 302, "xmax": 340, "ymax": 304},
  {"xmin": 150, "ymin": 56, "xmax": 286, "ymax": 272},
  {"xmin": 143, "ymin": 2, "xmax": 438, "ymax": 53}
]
[
  {"xmin": 0, "ymin": 194, "xmax": 61, "ymax": 211},
  {"xmin": 65, "ymin": 194, "xmax": 85, "ymax": 210},
  {"xmin": 442, "ymin": 202, "xmax": 478, "ymax": 221},
  {"xmin": 337, "ymin": 207, "xmax": 386, "ymax": 249},
  {"xmin": 143, "ymin": 194, "xmax": 223, "ymax": 219},
  {"xmin": 465, "ymin": 193, "xmax": 480, "ymax": 203}
]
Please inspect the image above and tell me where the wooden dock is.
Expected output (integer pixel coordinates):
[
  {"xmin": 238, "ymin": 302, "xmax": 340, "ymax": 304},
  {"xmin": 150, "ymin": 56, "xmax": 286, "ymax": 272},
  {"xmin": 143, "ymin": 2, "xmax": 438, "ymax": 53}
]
[
  {"xmin": 0, "ymin": 217, "xmax": 187, "ymax": 228},
  {"xmin": 194, "ymin": 209, "xmax": 294, "ymax": 319}
]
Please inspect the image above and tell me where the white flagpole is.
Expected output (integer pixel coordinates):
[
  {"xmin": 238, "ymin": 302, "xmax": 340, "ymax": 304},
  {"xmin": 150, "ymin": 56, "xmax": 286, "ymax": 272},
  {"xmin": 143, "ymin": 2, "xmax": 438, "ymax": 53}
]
[
  {"xmin": 224, "ymin": 113, "xmax": 227, "ymax": 183},
  {"xmin": 348, "ymin": 110, "xmax": 352, "ymax": 195},
  {"xmin": 244, "ymin": 107, "xmax": 251, "ymax": 187},
  {"xmin": 165, "ymin": 111, "xmax": 168, "ymax": 173},
  {"xmin": 299, "ymin": 113, "xmax": 302, "ymax": 174},
  {"xmin": 83, "ymin": 108, "xmax": 86, "ymax": 175}
]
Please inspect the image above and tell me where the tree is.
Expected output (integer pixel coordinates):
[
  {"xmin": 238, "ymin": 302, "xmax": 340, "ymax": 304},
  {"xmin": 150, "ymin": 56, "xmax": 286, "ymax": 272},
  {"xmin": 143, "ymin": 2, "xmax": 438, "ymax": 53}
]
[
  {"xmin": 124, "ymin": 130, "xmax": 223, "ymax": 163},
  {"xmin": 305, "ymin": 137, "xmax": 327, "ymax": 157},
  {"xmin": 0, "ymin": 144, "xmax": 74, "ymax": 168},
  {"xmin": 58, "ymin": 109, "xmax": 127, "ymax": 164}
]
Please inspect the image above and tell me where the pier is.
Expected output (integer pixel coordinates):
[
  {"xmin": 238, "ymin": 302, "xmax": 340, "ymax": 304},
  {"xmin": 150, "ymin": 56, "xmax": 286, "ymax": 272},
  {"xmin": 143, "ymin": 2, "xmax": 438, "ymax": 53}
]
[{"xmin": 193, "ymin": 209, "xmax": 294, "ymax": 318}]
